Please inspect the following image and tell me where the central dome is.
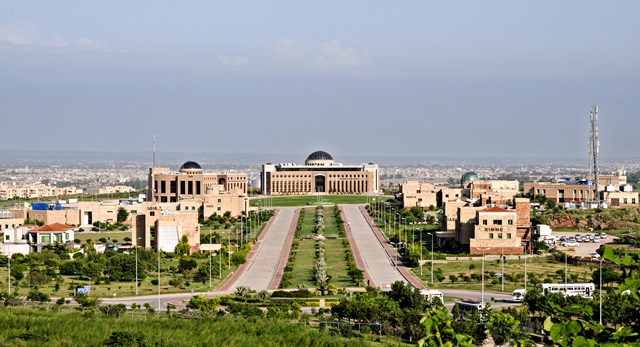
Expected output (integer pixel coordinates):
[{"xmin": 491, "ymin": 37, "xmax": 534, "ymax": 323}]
[
  {"xmin": 179, "ymin": 161, "xmax": 203, "ymax": 174},
  {"xmin": 305, "ymin": 151, "xmax": 335, "ymax": 166}
]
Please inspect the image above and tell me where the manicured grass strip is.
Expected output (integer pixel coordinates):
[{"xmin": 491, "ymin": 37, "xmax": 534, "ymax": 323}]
[{"xmin": 250, "ymin": 195, "xmax": 391, "ymax": 207}]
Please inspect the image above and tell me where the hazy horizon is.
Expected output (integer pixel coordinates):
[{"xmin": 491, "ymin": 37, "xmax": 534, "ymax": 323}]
[{"xmin": 2, "ymin": 2, "xmax": 639, "ymax": 159}]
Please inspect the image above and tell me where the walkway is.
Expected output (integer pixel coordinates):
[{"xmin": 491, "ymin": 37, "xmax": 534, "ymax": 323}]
[
  {"xmin": 219, "ymin": 207, "xmax": 297, "ymax": 293},
  {"xmin": 342, "ymin": 204, "xmax": 405, "ymax": 289}
]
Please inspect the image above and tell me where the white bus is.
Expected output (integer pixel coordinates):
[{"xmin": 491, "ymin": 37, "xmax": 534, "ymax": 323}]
[
  {"xmin": 540, "ymin": 283, "xmax": 595, "ymax": 299},
  {"xmin": 512, "ymin": 289, "xmax": 526, "ymax": 301},
  {"xmin": 454, "ymin": 300, "xmax": 487, "ymax": 321},
  {"xmin": 420, "ymin": 289, "xmax": 444, "ymax": 303}
]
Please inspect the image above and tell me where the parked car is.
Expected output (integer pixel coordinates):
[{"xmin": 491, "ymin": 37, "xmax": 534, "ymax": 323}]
[
  {"xmin": 593, "ymin": 236, "xmax": 600, "ymax": 243},
  {"xmin": 559, "ymin": 236, "xmax": 567, "ymax": 242},
  {"xmin": 562, "ymin": 241, "xmax": 579, "ymax": 247},
  {"xmin": 600, "ymin": 232, "xmax": 607, "ymax": 239},
  {"xmin": 584, "ymin": 234, "xmax": 592, "ymax": 242},
  {"xmin": 591, "ymin": 252, "xmax": 601, "ymax": 259}
]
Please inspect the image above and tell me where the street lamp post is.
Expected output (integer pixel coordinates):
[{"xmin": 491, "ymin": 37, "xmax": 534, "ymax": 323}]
[
  {"xmin": 524, "ymin": 248, "xmax": 527, "ymax": 292},
  {"xmin": 420, "ymin": 230, "xmax": 423, "ymax": 276},
  {"xmin": 157, "ymin": 243, "xmax": 161, "ymax": 311},
  {"xmin": 430, "ymin": 233, "xmax": 434, "ymax": 285},
  {"xmin": 476, "ymin": 247, "xmax": 491, "ymax": 304},
  {"xmin": 565, "ymin": 253, "xmax": 568, "ymax": 295},
  {"xmin": 501, "ymin": 241, "xmax": 504, "ymax": 292},
  {"xmin": 135, "ymin": 237, "xmax": 141, "ymax": 296},
  {"xmin": 209, "ymin": 231, "xmax": 213, "ymax": 289},
  {"xmin": 599, "ymin": 259, "xmax": 603, "ymax": 325},
  {"xmin": 7, "ymin": 255, "xmax": 10, "ymax": 295}
]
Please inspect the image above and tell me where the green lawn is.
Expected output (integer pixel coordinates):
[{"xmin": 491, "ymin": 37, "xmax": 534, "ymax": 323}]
[
  {"xmin": 0, "ymin": 256, "xmax": 236, "ymax": 299},
  {"xmin": 413, "ymin": 255, "xmax": 600, "ymax": 293},
  {"xmin": 285, "ymin": 206, "xmax": 356, "ymax": 288},
  {"xmin": 250, "ymin": 195, "xmax": 390, "ymax": 207}
]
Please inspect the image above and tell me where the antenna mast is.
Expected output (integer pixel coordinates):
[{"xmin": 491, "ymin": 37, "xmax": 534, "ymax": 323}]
[
  {"xmin": 153, "ymin": 133, "xmax": 156, "ymax": 169},
  {"xmin": 589, "ymin": 104, "xmax": 599, "ymax": 206}
]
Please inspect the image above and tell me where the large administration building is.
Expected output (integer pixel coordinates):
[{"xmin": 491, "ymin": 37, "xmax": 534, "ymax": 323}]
[{"xmin": 261, "ymin": 151, "xmax": 379, "ymax": 195}]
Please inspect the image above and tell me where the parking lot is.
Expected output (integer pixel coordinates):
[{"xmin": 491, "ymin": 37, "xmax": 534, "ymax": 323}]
[{"xmin": 544, "ymin": 231, "xmax": 615, "ymax": 258}]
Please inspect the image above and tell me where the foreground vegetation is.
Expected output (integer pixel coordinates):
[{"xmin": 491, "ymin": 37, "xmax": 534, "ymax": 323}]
[{"xmin": 0, "ymin": 307, "xmax": 376, "ymax": 347}]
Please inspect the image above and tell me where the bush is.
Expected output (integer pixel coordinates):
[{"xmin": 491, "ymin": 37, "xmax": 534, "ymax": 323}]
[
  {"xmin": 150, "ymin": 279, "xmax": 159, "ymax": 285},
  {"xmin": 27, "ymin": 290, "xmax": 50, "ymax": 303}
]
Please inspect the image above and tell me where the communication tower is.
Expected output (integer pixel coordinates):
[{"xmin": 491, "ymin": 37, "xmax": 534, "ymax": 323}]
[{"xmin": 588, "ymin": 104, "xmax": 599, "ymax": 205}]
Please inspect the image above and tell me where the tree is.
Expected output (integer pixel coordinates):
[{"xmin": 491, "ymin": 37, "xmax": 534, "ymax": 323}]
[
  {"xmin": 186, "ymin": 296, "xmax": 220, "ymax": 313},
  {"xmin": 174, "ymin": 235, "xmax": 190, "ymax": 255},
  {"xmin": 178, "ymin": 257, "xmax": 197, "ymax": 273},
  {"xmin": 117, "ymin": 207, "xmax": 129, "ymax": 223},
  {"xmin": 485, "ymin": 311, "xmax": 521, "ymax": 346},
  {"xmin": 449, "ymin": 274, "xmax": 458, "ymax": 284},
  {"xmin": 410, "ymin": 206, "xmax": 425, "ymax": 222}
]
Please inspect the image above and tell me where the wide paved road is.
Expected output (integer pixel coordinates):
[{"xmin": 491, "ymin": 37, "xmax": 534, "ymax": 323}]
[
  {"xmin": 343, "ymin": 205, "xmax": 405, "ymax": 289},
  {"xmin": 222, "ymin": 207, "xmax": 296, "ymax": 293}
]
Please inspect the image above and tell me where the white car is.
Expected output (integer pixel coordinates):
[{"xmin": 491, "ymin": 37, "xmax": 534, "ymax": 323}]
[
  {"xmin": 562, "ymin": 241, "xmax": 579, "ymax": 247},
  {"xmin": 600, "ymin": 233, "xmax": 607, "ymax": 239},
  {"xmin": 591, "ymin": 252, "xmax": 601, "ymax": 259},
  {"xmin": 593, "ymin": 236, "xmax": 600, "ymax": 243}
]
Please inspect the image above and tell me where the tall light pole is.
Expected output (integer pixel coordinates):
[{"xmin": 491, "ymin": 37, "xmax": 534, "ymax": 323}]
[
  {"xmin": 209, "ymin": 231, "xmax": 212, "ymax": 289},
  {"xmin": 476, "ymin": 247, "xmax": 491, "ymax": 304},
  {"xmin": 135, "ymin": 237, "xmax": 141, "ymax": 296},
  {"xmin": 7, "ymin": 254, "xmax": 10, "ymax": 295},
  {"xmin": 501, "ymin": 240, "xmax": 504, "ymax": 292},
  {"xmin": 599, "ymin": 259, "xmax": 603, "ymax": 325},
  {"xmin": 565, "ymin": 253, "xmax": 568, "ymax": 295},
  {"xmin": 157, "ymin": 244, "xmax": 161, "ymax": 311},
  {"xmin": 420, "ymin": 230, "xmax": 423, "ymax": 276},
  {"xmin": 430, "ymin": 232, "xmax": 434, "ymax": 285},
  {"xmin": 524, "ymin": 247, "xmax": 527, "ymax": 292}
]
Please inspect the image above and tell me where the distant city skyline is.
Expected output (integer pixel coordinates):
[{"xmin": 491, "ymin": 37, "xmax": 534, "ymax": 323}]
[{"xmin": 1, "ymin": 2, "xmax": 639, "ymax": 158}]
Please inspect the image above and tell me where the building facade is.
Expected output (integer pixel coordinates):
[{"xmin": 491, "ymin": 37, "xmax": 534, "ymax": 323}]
[{"xmin": 261, "ymin": 151, "xmax": 379, "ymax": 195}]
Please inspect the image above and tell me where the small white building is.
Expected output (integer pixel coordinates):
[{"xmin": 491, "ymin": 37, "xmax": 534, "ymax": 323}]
[{"xmin": 1, "ymin": 226, "xmax": 31, "ymax": 256}]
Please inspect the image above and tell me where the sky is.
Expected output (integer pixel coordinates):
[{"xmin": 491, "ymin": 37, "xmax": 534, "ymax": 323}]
[{"xmin": 1, "ymin": 1, "xmax": 639, "ymax": 160}]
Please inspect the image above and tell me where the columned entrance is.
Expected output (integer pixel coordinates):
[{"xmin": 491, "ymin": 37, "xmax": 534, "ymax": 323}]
[{"xmin": 315, "ymin": 174, "xmax": 326, "ymax": 193}]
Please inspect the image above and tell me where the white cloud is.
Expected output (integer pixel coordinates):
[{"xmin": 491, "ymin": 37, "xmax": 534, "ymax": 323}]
[
  {"xmin": 75, "ymin": 38, "xmax": 124, "ymax": 53},
  {"xmin": 0, "ymin": 22, "xmax": 124, "ymax": 53},
  {"xmin": 274, "ymin": 38, "xmax": 373, "ymax": 75},
  {"xmin": 0, "ymin": 22, "xmax": 68, "ymax": 47},
  {"xmin": 213, "ymin": 54, "xmax": 250, "ymax": 67}
]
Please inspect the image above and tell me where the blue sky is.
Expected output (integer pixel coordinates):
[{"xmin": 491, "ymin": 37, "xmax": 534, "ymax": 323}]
[{"xmin": 1, "ymin": 1, "xmax": 638, "ymax": 159}]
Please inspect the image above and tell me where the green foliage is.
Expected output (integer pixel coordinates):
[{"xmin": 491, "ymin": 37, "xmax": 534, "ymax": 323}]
[
  {"xmin": 485, "ymin": 311, "xmax": 521, "ymax": 346},
  {"xmin": 186, "ymin": 296, "xmax": 220, "ymax": 313},
  {"xmin": 174, "ymin": 235, "xmax": 190, "ymax": 255},
  {"xmin": 117, "ymin": 207, "xmax": 129, "ymax": 223},
  {"xmin": 178, "ymin": 257, "xmax": 197, "ymax": 273},
  {"xmin": 27, "ymin": 290, "xmax": 50, "ymax": 303},
  {"xmin": 105, "ymin": 331, "xmax": 150, "ymax": 347}
]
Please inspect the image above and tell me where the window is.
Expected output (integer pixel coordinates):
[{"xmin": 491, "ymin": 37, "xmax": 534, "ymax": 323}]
[
  {"xmin": 150, "ymin": 211, "xmax": 155, "ymax": 216},
  {"xmin": 41, "ymin": 235, "xmax": 51, "ymax": 243},
  {"xmin": 624, "ymin": 198, "xmax": 628, "ymax": 204},
  {"xmin": 489, "ymin": 233, "xmax": 494, "ymax": 239},
  {"xmin": 65, "ymin": 232, "xmax": 69, "ymax": 240},
  {"xmin": 5, "ymin": 235, "xmax": 9, "ymax": 241},
  {"xmin": 170, "ymin": 181, "xmax": 177, "ymax": 194},
  {"xmin": 498, "ymin": 233, "xmax": 503, "ymax": 239},
  {"xmin": 508, "ymin": 220, "xmax": 513, "ymax": 225},
  {"xmin": 160, "ymin": 181, "xmax": 166, "ymax": 193},
  {"xmin": 482, "ymin": 220, "xmax": 488, "ymax": 225},
  {"xmin": 217, "ymin": 207, "xmax": 221, "ymax": 211},
  {"xmin": 507, "ymin": 233, "xmax": 512, "ymax": 239},
  {"xmin": 493, "ymin": 220, "xmax": 502, "ymax": 225},
  {"xmin": 633, "ymin": 198, "xmax": 637, "ymax": 204},
  {"xmin": 218, "ymin": 198, "xmax": 221, "ymax": 203}
]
